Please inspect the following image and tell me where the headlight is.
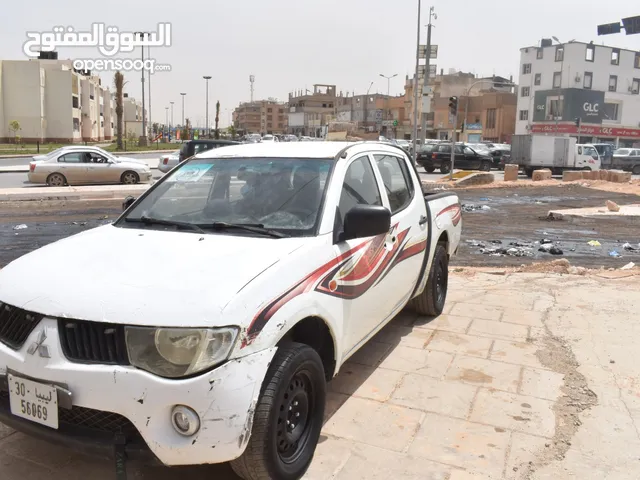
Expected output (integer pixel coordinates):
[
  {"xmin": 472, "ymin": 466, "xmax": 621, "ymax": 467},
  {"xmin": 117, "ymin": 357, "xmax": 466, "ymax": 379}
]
[{"xmin": 125, "ymin": 327, "xmax": 239, "ymax": 378}]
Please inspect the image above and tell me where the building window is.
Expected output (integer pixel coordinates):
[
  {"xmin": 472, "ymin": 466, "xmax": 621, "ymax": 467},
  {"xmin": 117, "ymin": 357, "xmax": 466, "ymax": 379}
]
[
  {"xmin": 267, "ymin": 108, "xmax": 272, "ymax": 112},
  {"xmin": 522, "ymin": 63, "xmax": 531, "ymax": 74},
  {"xmin": 486, "ymin": 108, "xmax": 496, "ymax": 129},
  {"xmin": 635, "ymin": 53, "xmax": 640, "ymax": 69},
  {"xmin": 519, "ymin": 110, "xmax": 529, "ymax": 121},
  {"xmin": 73, "ymin": 118, "xmax": 80, "ymax": 131},
  {"xmin": 549, "ymin": 98, "xmax": 563, "ymax": 118},
  {"xmin": 585, "ymin": 45, "xmax": 595, "ymax": 62},
  {"xmin": 584, "ymin": 72, "xmax": 593, "ymax": 89},
  {"xmin": 632, "ymin": 78, "xmax": 640, "ymax": 94},
  {"xmin": 553, "ymin": 72, "xmax": 561, "ymax": 88},
  {"xmin": 521, "ymin": 86, "xmax": 530, "ymax": 97},
  {"xmin": 536, "ymin": 48, "xmax": 543, "ymax": 59},
  {"xmin": 609, "ymin": 75, "xmax": 618, "ymax": 92},
  {"xmin": 329, "ymin": 103, "xmax": 333, "ymax": 108},
  {"xmin": 534, "ymin": 73, "xmax": 541, "ymax": 86},
  {"xmin": 611, "ymin": 48, "xmax": 620, "ymax": 65},
  {"xmin": 72, "ymin": 96, "xmax": 79, "ymax": 108},
  {"xmin": 555, "ymin": 46, "xmax": 564, "ymax": 62},
  {"xmin": 603, "ymin": 103, "xmax": 620, "ymax": 121}
]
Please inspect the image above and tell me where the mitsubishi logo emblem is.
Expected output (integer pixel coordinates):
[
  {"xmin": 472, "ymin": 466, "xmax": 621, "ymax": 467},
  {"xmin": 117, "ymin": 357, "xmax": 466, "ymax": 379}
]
[{"xmin": 27, "ymin": 328, "xmax": 50, "ymax": 358}]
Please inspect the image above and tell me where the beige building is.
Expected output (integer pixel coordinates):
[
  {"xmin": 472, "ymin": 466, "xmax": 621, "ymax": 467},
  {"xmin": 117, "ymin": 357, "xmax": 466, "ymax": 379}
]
[
  {"xmin": 287, "ymin": 84, "xmax": 336, "ymax": 137},
  {"xmin": 233, "ymin": 99, "xmax": 288, "ymax": 135},
  {"xmin": 0, "ymin": 57, "xmax": 135, "ymax": 143}
]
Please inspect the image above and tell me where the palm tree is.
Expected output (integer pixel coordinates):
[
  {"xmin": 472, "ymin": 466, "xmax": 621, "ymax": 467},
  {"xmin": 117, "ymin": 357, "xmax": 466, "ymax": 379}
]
[
  {"xmin": 214, "ymin": 101, "xmax": 220, "ymax": 139},
  {"xmin": 114, "ymin": 71, "xmax": 125, "ymax": 150}
]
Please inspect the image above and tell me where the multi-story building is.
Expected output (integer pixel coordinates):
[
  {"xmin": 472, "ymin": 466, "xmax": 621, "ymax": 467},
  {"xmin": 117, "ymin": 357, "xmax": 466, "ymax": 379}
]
[
  {"xmin": 516, "ymin": 38, "xmax": 640, "ymax": 147},
  {"xmin": 287, "ymin": 84, "xmax": 336, "ymax": 137},
  {"xmin": 335, "ymin": 93, "xmax": 406, "ymax": 137},
  {"xmin": 234, "ymin": 99, "xmax": 288, "ymax": 134},
  {"xmin": 0, "ymin": 56, "xmax": 125, "ymax": 143}
]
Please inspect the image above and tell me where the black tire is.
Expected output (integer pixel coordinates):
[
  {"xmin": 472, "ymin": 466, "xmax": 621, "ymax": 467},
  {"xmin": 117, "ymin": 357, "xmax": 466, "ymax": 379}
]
[
  {"xmin": 411, "ymin": 244, "xmax": 448, "ymax": 316},
  {"xmin": 425, "ymin": 166, "xmax": 436, "ymax": 173},
  {"xmin": 480, "ymin": 161, "xmax": 492, "ymax": 172},
  {"xmin": 46, "ymin": 173, "xmax": 67, "ymax": 187},
  {"xmin": 632, "ymin": 165, "xmax": 640, "ymax": 175},
  {"xmin": 120, "ymin": 171, "xmax": 140, "ymax": 184},
  {"xmin": 524, "ymin": 167, "xmax": 534, "ymax": 178},
  {"xmin": 440, "ymin": 163, "xmax": 451, "ymax": 174},
  {"xmin": 230, "ymin": 343, "xmax": 326, "ymax": 480}
]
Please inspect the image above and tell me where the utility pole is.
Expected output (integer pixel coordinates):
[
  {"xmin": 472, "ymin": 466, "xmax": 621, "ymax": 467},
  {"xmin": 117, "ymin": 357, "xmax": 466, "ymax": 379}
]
[
  {"xmin": 203, "ymin": 76, "xmax": 212, "ymax": 137},
  {"xmin": 379, "ymin": 73, "xmax": 397, "ymax": 136},
  {"xmin": 135, "ymin": 31, "xmax": 149, "ymax": 145},
  {"xmin": 448, "ymin": 96, "xmax": 458, "ymax": 181},
  {"xmin": 412, "ymin": 0, "xmax": 422, "ymax": 165},
  {"xmin": 148, "ymin": 45, "xmax": 152, "ymax": 139},
  {"xmin": 165, "ymin": 107, "xmax": 169, "ymax": 139},
  {"xmin": 420, "ymin": 6, "xmax": 436, "ymax": 146},
  {"xmin": 363, "ymin": 81, "xmax": 374, "ymax": 132},
  {"xmin": 180, "ymin": 93, "xmax": 186, "ymax": 126},
  {"xmin": 170, "ymin": 101, "xmax": 174, "ymax": 138}
]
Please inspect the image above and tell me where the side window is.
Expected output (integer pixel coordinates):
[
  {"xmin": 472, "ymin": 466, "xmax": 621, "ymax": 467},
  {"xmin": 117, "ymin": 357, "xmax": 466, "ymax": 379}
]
[
  {"xmin": 58, "ymin": 153, "xmax": 83, "ymax": 163},
  {"xmin": 463, "ymin": 147, "xmax": 474, "ymax": 155},
  {"xmin": 374, "ymin": 155, "xmax": 414, "ymax": 214},
  {"xmin": 578, "ymin": 147, "xmax": 583, "ymax": 155},
  {"xmin": 454, "ymin": 145, "xmax": 464, "ymax": 154},
  {"xmin": 337, "ymin": 156, "xmax": 382, "ymax": 226}
]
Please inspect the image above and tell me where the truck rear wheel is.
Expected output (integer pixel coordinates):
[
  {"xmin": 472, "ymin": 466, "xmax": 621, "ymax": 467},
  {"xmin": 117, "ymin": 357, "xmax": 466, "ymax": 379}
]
[
  {"xmin": 230, "ymin": 343, "xmax": 326, "ymax": 480},
  {"xmin": 411, "ymin": 244, "xmax": 448, "ymax": 316},
  {"xmin": 440, "ymin": 163, "xmax": 451, "ymax": 174},
  {"xmin": 524, "ymin": 168, "xmax": 534, "ymax": 178}
]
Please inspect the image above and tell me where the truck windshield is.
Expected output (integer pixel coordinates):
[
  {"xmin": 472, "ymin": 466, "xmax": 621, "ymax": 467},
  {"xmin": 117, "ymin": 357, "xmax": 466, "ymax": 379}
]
[{"xmin": 118, "ymin": 157, "xmax": 334, "ymax": 236}]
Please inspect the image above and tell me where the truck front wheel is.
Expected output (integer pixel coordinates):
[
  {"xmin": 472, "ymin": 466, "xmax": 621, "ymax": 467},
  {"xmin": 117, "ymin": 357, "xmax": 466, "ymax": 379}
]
[
  {"xmin": 411, "ymin": 244, "xmax": 449, "ymax": 316},
  {"xmin": 440, "ymin": 163, "xmax": 451, "ymax": 174},
  {"xmin": 230, "ymin": 343, "xmax": 326, "ymax": 480},
  {"xmin": 524, "ymin": 167, "xmax": 534, "ymax": 178}
]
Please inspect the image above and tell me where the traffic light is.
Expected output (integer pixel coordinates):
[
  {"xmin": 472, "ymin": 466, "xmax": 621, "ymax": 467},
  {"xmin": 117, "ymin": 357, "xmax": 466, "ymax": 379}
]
[
  {"xmin": 449, "ymin": 96, "xmax": 458, "ymax": 116},
  {"xmin": 574, "ymin": 117, "xmax": 581, "ymax": 127}
]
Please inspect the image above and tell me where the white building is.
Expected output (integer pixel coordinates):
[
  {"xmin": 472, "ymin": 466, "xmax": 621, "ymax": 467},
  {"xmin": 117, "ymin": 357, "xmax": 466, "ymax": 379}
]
[
  {"xmin": 0, "ymin": 58, "xmax": 137, "ymax": 143},
  {"xmin": 516, "ymin": 39, "xmax": 640, "ymax": 147}
]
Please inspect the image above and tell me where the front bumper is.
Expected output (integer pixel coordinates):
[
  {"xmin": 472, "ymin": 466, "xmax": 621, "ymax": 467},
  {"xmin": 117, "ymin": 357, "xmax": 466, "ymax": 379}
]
[{"xmin": 0, "ymin": 317, "xmax": 277, "ymax": 466}]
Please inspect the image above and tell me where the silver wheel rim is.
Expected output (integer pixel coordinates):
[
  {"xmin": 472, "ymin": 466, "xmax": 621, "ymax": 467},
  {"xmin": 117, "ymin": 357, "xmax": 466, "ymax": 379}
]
[
  {"xmin": 123, "ymin": 173, "xmax": 137, "ymax": 184},
  {"xmin": 49, "ymin": 175, "xmax": 64, "ymax": 186}
]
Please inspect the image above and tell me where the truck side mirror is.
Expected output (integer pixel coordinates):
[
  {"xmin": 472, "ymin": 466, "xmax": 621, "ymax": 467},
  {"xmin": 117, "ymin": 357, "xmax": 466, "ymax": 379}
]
[
  {"xmin": 122, "ymin": 196, "xmax": 136, "ymax": 211},
  {"xmin": 341, "ymin": 205, "xmax": 391, "ymax": 241}
]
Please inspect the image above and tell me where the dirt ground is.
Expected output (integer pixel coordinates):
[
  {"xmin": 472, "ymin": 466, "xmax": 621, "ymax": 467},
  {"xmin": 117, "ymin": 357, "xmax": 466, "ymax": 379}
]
[{"xmin": 1, "ymin": 184, "xmax": 639, "ymax": 270}]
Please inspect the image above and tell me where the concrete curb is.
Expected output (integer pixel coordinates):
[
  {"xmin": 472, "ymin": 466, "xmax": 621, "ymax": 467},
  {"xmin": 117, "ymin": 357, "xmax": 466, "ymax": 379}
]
[{"xmin": 0, "ymin": 185, "xmax": 150, "ymax": 202}]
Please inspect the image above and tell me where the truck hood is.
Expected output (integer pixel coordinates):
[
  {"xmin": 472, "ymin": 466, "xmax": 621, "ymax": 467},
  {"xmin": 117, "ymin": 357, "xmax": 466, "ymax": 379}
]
[{"xmin": 0, "ymin": 225, "xmax": 307, "ymax": 327}]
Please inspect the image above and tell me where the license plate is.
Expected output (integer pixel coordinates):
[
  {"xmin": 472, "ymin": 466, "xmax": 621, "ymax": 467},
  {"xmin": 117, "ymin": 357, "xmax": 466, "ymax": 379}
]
[{"xmin": 8, "ymin": 373, "xmax": 59, "ymax": 429}]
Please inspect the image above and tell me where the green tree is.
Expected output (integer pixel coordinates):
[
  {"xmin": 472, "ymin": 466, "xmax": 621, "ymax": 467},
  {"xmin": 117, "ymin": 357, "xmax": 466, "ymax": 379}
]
[
  {"xmin": 181, "ymin": 118, "xmax": 191, "ymax": 141},
  {"xmin": 8, "ymin": 120, "xmax": 21, "ymax": 145},
  {"xmin": 227, "ymin": 125, "xmax": 237, "ymax": 139},
  {"xmin": 113, "ymin": 72, "xmax": 125, "ymax": 150},
  {"xmin": 214, "ymin": 101, "xmax": 220, "ymax": 139},
  {"xmin": 152, "ymin": 122, "xmax": 160, "ymax": 135}
]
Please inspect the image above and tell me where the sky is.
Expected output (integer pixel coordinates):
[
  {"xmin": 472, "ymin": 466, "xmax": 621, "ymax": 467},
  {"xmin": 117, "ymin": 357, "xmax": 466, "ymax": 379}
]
[{"xmin": 1, "ymin": 0, "xmax": 639, "ymax": 128}]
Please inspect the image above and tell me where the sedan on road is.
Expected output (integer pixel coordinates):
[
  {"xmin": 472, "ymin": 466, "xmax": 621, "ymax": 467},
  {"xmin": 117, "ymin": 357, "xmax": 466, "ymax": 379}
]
[
  {"xmin": 28, "ymin": 150, "xmax": 152, "ymax": 186},
  {"xmin": 158, "ymin": 150, "xmax": 181, "ymax": 173}
]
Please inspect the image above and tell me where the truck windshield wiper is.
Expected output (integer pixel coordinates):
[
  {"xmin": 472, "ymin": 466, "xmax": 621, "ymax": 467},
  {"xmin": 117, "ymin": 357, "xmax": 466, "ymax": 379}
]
[
  {"xmin": 125, "ymin": 215, "xmax": 206, "ymax": 234},
  {"xmin": 203, "ymin": 222, "xmax": 289, "ymax": 238}
]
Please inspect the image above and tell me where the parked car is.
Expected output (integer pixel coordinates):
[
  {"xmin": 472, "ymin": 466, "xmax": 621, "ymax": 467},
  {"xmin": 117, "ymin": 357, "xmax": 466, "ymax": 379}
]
[
  {"xmin": 611, "ymin": 148, "xmax": 640, "ymax": 175},
  {"xmin": 426, "ymin": 143, "xmax": 494, "ymax": 173},
  {"xmin": 261, "ymin": 134, "xmax": 279, "ymax": 143},
  {"xmin": 592, "ymin": 143, "xmax": 616, "ymax": 168},
  {"xmin": 28, "ymin": 149, "xmax": 152, "ymax": 186},
  {"xmin": 0, "ymin": 141, "xmax": 461, "ymax": 480},
  {"xmin": 32, "ymin": 145, "xmax": 99, "ymax": 163},
  {"xmin": 416, "ymin": 144, "xmax": 440, "ymax": 172},
  {"xmin": 178, "ymin": 139, "xmax": 240, "ymax": 162},
  {"xmin": 158, "ymin": 150, "xmax": 181, "ymax": 173}
]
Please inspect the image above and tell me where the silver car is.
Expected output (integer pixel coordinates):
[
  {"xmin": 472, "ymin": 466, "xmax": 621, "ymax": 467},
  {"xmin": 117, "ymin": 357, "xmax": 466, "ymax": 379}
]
[
  {"xmin": 28, "ymin": 149, "xmax": 152, "ymax": 186},
  {"xmin": 158, "ymin": 150, "xmax": 181, "ymax": 173}
]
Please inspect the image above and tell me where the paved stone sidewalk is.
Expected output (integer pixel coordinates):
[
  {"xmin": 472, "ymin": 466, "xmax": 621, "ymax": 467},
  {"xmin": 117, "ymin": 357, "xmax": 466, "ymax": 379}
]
[{"xmin": 1, "ymin": 271, "xmax": 639, "ymax": 479}]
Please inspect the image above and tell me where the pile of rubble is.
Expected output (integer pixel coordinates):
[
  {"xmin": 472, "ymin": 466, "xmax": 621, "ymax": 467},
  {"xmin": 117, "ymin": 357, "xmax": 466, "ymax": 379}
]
[{"xmin": 563, "ymin": 169, "xmax": 633, "ymax": 183}]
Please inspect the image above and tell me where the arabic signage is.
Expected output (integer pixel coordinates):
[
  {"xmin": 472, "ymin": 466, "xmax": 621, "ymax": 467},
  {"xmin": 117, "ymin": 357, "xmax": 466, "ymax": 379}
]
[
  {"xmin": 530, "ymin": 123, "xmax": 640, "ymax": 138},
  {"xmin": 533, "ymin": 88, "xmax": 605, "ymax": 124},
  {"xmin": 418, "ymin": 64, "xmax": 437, "ymax": 78},
  {"xmin": 419, "ymin": 45, "xmax": 438, "ymax": 59}
]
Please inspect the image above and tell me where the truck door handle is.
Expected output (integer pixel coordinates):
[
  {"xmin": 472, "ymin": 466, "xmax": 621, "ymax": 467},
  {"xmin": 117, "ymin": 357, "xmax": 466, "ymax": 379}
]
[{"xmin": 419, "ymin": 215, "xmax": 428, "ymax": 225}]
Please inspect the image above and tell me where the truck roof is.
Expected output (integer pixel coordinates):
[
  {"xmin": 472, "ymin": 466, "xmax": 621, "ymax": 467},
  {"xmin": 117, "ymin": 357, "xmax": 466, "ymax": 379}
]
[{"xmin": 197, "ymin": 141, "xmax": 406, "ymax": 159}]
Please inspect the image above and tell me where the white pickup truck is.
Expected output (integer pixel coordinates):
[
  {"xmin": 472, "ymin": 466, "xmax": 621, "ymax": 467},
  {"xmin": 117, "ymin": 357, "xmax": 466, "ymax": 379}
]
[{"xmin": 0, "ymin": 141, "xmax": 461, "ymax": 480}]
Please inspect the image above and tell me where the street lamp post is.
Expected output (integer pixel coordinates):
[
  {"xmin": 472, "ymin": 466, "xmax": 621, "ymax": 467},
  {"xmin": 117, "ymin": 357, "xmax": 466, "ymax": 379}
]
[
  {"xmin": 203, "ymin": 76, "xmax": 212, "ymax": 137},
  {"xmin": 135, "ymin": 31, "xmax": 149, "ymax": 145},
  {"xmin": 180, "ymin": 93, "xmax": 186, "ymax": 127},
  {"xmin": 363, "ymin": 81, "xmax": 374, "ymax": 132},
  {"xmin": 379, "ymin": 73, "xmax": 398, "ymax": 127},
  {"xmin": 165, "ymin": 107, "xmax": 169, "ymax": 139},
  {"xmin": 420, "ymin": 6, "xmax": 436, "ymax": 146},
  {"xmin": 412, "ymin": 0, "xmax": 422, "ymax": 164},
  {"xmin": 170, "ymin": 101, "xmax": 174, "ymax": 139}
]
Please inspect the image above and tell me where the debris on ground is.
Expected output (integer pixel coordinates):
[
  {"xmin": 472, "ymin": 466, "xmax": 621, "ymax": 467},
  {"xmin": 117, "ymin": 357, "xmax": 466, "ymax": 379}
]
[
  {"xmin": 466, "ymin": 239, "xmax": 486, "ymax": 248},
  {"xmin": 461, "ymin": 204, "xmax": 491, "ymax": 212},
  {"xmin": 539, "ymin": 244, "xmax": 563, "ymax": 255},
  {"xmin": 621, "ymin": 262, "xmax": 636, "ymax": 271},
  {"xmin": 623, "ymin": 242, "xmax": 640, "ymax": 252},
  {"xmin": 587, "ymin": 240, "xmax": 601, "ymax": 247},
  {"xmin": 13, "ymin": 224, "xmax": 27, "ymax": 230},
  {"xmin": 606, "ymin": 200, "xmax": 621, "ymax": 212},
  {"xmin": 540, "ymin": 238, "xmax": 553, "ymax": 245},
  {"xmin": 609, "ymin": 250, "xmax": 622, "ymax": 258}
]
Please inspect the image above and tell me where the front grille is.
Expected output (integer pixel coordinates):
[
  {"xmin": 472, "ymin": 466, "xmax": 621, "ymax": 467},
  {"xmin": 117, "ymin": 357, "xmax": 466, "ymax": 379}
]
[
  {"xmin": 58, "ymin": 319, "xmax": 129, "ymax": 365},
  {"xmin": 0, "ymin": 302, "xmax": 43, "ymax": 349},
  {"xmin": 0, "ymin": 391, "xmax": 139, "ymax": 437}
]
